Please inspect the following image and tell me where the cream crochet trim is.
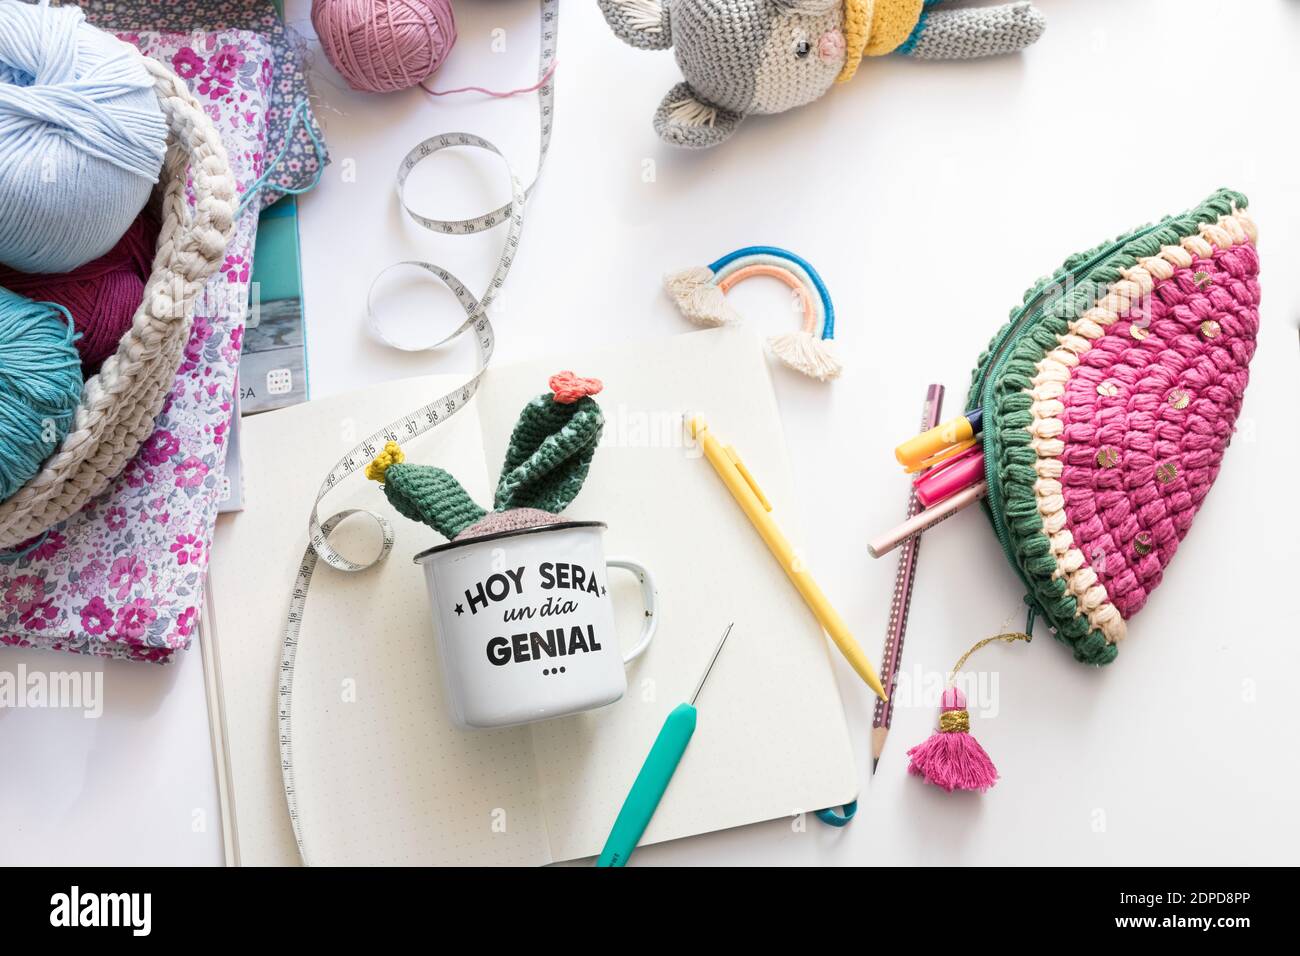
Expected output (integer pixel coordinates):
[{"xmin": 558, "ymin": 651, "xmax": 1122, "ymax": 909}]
[
  {"xmin": 0, "ymin": 55, "xmax": 236, "ymax": 549},
  {"xmin": 1024, "ymin": 209, "xmax": 1257, "ymax": 644},
  {"xmin": 665, "ymin": 97, "xmax": 717, "ymax": 128},
  {"xmin": 617, "ymin": 0, "xmax": 667, "ymax": 31}
]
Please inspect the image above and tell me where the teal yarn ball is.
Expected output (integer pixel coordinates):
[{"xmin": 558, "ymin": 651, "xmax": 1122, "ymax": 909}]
[
  {"xmin": 0, "ymin": 0, "xmax": 166, "ymax": 274},
  {"xmin": 0, "ymin": 285, "xmax": 83, "ymax": 503}
]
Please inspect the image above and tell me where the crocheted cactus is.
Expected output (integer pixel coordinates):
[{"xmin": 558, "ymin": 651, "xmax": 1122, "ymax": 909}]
[
  {"xmin": 367, "ymin": 372, "xmax": 606, "ymax": 541},
  {"xmin": 597, "ymin": 0, "xmax": 1046, "ymax": 148},
  {"xmin": 364, "ymin": 444, "xmax": 487, "ymax": 540}
]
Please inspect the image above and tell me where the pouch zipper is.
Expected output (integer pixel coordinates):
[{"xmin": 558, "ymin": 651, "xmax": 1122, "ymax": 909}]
[{"xmin": 974, "ymin": 219, "xmax": 1169, "ymax": 608}]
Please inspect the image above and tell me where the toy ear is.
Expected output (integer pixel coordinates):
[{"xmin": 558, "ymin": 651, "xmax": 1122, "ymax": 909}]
[
  {"xmin": 597, "ymin": 0, "xmax": 673, "ymax": 51},
  {"xmin": 898, "ymin": 2, "xmax": 1046, "ymax": 59},
  {"xmin": 653, "ymin": 82, "xmax": 745, "ymax": 149}
]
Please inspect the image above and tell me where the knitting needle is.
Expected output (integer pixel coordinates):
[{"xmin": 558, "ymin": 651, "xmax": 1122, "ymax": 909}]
[
  {"xmin": 867, "ymin": 481, "xmax": 988, "ymax": 559},
  {"xmin": 872, "ymin": 384, "xmax": 944, "ymax": 773},
  {"xmin": 596, "ymin": 623, "xmax": 735, "ymax": 867}
]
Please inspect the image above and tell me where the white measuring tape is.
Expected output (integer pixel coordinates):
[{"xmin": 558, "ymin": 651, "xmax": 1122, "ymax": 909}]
[{"xmin": 278, "ymin": 0, "xmax": 558, "ymax": 865}]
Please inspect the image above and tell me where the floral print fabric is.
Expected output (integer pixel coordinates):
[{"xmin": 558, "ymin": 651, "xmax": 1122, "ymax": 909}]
[
  {"xmin": 0, "ymin": 31, "xmax": 270, "ymax": 663},
  {"xmin": 83, "ymin": 0, "xmax": 329, "ymax": 210}
]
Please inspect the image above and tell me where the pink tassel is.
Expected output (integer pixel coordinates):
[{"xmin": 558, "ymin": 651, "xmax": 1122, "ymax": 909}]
[{"xmin": 907, "ymin": 686, "xmax": 999, "ymax": 793}]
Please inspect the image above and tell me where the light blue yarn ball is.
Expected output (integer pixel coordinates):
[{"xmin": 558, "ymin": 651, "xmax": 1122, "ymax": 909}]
[
  {"xmin": 0, "ymin": 0, "xmax": 166, "ymax": 274},
  {"xmin": 0, "ymin": 285, "xmax": 83, "ymax": 503}
]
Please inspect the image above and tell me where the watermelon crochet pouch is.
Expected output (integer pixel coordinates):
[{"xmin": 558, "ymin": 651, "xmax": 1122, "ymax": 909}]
[{"xmin": 967, "ymin": 187, "xmax": 1259, "ymax": 666}]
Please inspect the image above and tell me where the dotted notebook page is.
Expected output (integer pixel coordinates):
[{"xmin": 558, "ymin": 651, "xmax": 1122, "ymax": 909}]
[
  {"xmin": 476, "ymin": 330, "xmax": 858, "ymax": 863},
  {"xmin": 210, "ymin": 375, "xmax": 550, "ymax": 866}
]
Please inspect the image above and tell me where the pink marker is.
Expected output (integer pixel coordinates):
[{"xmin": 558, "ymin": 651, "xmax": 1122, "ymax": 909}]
[
  {"xmin": 914, "ymin": 444, "xmax": 985, "ymax": 508},
  {"xmin": 868, "ymin": 482, "xmax": 988, "ymax": 559}
]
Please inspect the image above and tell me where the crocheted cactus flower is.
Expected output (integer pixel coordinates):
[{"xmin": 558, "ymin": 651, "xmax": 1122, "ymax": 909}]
[
  {"xmin": 597, "ymin": 0, "xmax": 1046, "ymax": 148},
  {"xmin": 367, "ymin": 372, "xmax": 605, "ymax": 541}
]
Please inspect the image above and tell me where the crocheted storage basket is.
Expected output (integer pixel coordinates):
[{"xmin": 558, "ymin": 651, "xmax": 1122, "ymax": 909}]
[
  {"xmin": 967, "ymin": 188, "xmax": 1259, "ymax": 666},
  {"xmin": 0, "ymin": 55, "xmax": 236, "ymax": 550}
]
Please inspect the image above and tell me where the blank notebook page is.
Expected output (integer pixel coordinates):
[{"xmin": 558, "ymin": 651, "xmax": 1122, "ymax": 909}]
[
  {"xmin": 477, "ymin": 329, "xmax": 858, "ymax": 862},
  {"xmin": 211, "ymin": 375, "xmax": 550, "ymax": 866},
  {"xmin": 210, "ymin": 330, "xmax": 858, "ymax": 865}
]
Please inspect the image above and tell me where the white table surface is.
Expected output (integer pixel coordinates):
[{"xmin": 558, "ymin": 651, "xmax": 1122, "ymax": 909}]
[{"xmin": 3, "ymin": 0, "xmax": 1298, "ymax": 866}]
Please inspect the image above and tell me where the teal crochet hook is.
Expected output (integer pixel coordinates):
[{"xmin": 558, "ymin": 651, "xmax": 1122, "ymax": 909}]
[{"xmin": 596, "ymin": 623, "xmax": 734, "ymax": 868}]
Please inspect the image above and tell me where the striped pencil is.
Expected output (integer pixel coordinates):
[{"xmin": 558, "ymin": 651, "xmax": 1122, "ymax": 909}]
[{"xmin": 871, "ymin": 384, "xmax": 944, "ymax": 773}]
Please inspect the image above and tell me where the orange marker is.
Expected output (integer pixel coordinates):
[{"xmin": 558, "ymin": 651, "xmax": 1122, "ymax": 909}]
[{"xmin": 894, "ymin": 408, "xmax": 983, "ymax": 470}]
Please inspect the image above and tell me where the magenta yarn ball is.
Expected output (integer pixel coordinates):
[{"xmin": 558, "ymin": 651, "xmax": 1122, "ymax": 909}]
[
  {"xmin": 311, "ymin": 0, "xmax": 458, "ymax": 94},
  {"xmin": 0, "ymin": 212, "xmax": 158, "ymax": 374}
]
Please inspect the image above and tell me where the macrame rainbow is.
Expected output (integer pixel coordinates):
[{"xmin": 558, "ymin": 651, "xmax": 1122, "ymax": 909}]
[{"xmin": 664, "ymin": 246, "xmax": 842, "ymax": 381}]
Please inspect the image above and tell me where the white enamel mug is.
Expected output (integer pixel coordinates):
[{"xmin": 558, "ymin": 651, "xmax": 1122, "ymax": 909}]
[{"xmin": 414, "ymin": 521, "xmax": 658, "ymax": 729}]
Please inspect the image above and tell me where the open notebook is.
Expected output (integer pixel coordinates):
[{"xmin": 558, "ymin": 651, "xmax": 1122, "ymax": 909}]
[{"xmin": 206, "ymin": 329, "xmax": 858, "ymax": 865}]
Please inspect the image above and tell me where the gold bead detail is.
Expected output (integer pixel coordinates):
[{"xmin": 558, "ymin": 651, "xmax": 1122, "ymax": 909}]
[
  {"xmin": 1168, "ymin": 389, "xmax": 1190, "ymax": 410},
  {"xmin": 1096, "ymin": 446, "xmax": 1120, "ymax": 469},
  {"xmin": 1134, "ymin": 531, "xmax": 1153, "ymax": 556},
  {"xmin": 1155, "ymin": 461, "xmax": 1179, "ymax": 484},
  {"xmin": 1199, "ymin": 319, "xmax": 1221, "ymax": 340}
]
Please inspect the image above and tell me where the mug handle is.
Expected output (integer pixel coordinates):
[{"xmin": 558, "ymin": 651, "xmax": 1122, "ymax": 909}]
[{"xmin": 606, "ymin": 557, "xmax": 658, "ymax": 665}]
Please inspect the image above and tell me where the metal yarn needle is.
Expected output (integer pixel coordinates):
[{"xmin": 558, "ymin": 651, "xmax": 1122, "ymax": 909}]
[{"xmin": 691, "ymin": 622, "xmax": 735, "ymax": 706}]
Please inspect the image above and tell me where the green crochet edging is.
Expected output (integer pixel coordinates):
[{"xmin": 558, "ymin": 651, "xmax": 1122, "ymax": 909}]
[{"xmin": 965, "ymin": 187, "xmax": 1249, "ymax": 666}]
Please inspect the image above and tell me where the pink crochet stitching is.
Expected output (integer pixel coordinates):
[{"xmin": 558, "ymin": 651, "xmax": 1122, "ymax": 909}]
[
  {"xmin": 548, "ymin": 371, "xmax": 603, "ymax": 404},
  {"xmin": 1058, "ymin": 242, "xmax": 1260, "ymax": 621}
]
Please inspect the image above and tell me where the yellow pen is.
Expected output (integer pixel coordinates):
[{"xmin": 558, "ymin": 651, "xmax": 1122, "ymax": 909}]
[{"xmin": 687, "ymin": 414, "xmax": 888, "ymax": 702}]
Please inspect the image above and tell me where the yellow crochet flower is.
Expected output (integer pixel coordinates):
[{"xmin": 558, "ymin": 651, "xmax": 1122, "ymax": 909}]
[
  {"xmin": 836, "ymin": 0, "xmax": 925, "ymax": 83},
  {"xmin": 365, "ymin": 441, "xmax": 405, "ymax": 483}
]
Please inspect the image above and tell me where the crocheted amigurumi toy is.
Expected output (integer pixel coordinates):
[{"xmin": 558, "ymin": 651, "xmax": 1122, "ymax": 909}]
[
  {"xmin": 597, "ymin": 0, "xmax": 1047, "ymax": 148},
  {"xmin": 366, "ymin": 372, "xmax": 605, "ymax": 541}
]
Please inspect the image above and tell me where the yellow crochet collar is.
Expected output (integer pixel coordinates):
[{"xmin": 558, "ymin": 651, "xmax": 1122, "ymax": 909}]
[{"xmin": 836, "ymin": 0, "xmax": 924, "ymax": 83}]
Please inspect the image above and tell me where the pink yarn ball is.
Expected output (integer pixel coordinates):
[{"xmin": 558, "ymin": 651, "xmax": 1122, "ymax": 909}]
[{"xmin": 311, "ymin": 0, "xmax": 457, "ymax": 94}]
